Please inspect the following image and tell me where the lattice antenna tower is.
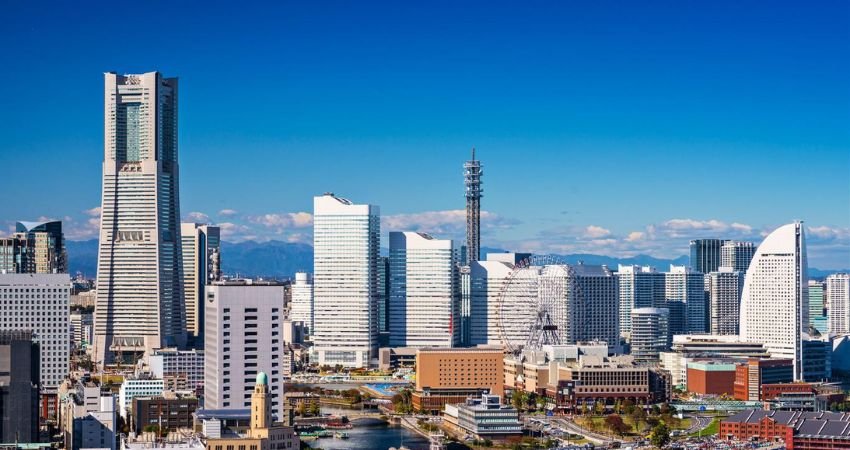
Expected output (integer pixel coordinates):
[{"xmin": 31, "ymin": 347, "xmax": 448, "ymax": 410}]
[{"xmin": 464, "ymin": 148, "xmax": 483, "ymax": 264}]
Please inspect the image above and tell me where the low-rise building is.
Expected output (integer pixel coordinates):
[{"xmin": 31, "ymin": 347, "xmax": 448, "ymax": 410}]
[
  {"xmin": 378, "ymin": 347, "xmax": 418, "ymax": 371},
  {"xmin": 733, "ymin": 358, "xmax": 794, "ymax": 401},
  {"xmin": 412, "ymin": 346, "xmax": 504, "ymax": 413},
  {"xmin": 659, "ymin": 334, "xmax": 768, "ymax": 388},
  {"xmin": 686, "ymin": 361, "xmax": 736, "ymax": 396},
  {"xmin": 546, "ymin": 355, "xmax": 670, "ymax": 413},
  {"xmin": 118, "ymin": 376, "xmax": 164, "ymax": 419},
  {"xmin": 720, "ymin": 410, "xmax": 850, "ymax": 448},
  {"xmin": 133, "ymin": 395, "xmax": 199, "ymax": 434},
  {"xmin": 443, "ymin": 394, "xmax": 522, "ymax": 440},
  {"xmin": 150, "ymin": 348, "xmax": 204, "ymax": 391}
]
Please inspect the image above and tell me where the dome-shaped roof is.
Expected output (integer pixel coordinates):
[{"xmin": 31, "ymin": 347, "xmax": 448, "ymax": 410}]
[{"xmin": 256, "ymin": 372, "xmax": 268, "ymax": 386}]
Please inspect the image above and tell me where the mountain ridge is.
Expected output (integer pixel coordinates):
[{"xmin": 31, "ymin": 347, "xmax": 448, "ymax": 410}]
[{"xmin": 66, "ymin": 239, "xmax": 846, "ymax": 280}]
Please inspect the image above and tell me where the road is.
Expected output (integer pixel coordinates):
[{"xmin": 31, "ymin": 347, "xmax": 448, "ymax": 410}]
[
  {"xmin": 545, "ymin": 417, "xmax": 618, "ymax": 446},
  {"xmin": 683, "ymin": 414, "xmax": 713, "ymax": 435}
]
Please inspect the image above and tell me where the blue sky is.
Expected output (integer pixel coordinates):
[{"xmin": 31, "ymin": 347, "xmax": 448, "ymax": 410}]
[{"xmin": 1, "ymin": 1, "xmax": 848, "ymax": 268}]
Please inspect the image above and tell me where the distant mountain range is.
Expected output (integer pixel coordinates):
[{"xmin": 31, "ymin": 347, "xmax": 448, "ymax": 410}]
[{"xmin": 66, "ymin": 240, "xmax": 846, "ymax": 280}]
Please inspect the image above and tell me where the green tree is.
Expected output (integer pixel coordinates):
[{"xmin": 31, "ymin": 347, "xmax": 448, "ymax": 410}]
[
  {"xmin": 594, "ymin": 400, "xmax": 606, "ymax": 415},
  {"xmin": 512, "ymin": 391, "xmax": 527, "ymax": 412},
  {"xmin": 650, "ymin": 422, "xmax": 671, "ymax": 448},
  {"xmin": 580, "ymin": 401, "xmax": 589, "ymax": 416},
  {"xmin": 631, "ymin": 406, "xmax": 647, "ymax": 432}
]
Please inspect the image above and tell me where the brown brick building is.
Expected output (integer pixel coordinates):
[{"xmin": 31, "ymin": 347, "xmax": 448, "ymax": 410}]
[
  {"xmin": 761, "ymin": 383, "xmax": 814, "ymax": 401},
  {"xmin": 412, "ymin": 347, "xmax": 504, "ymax": 413},
  {"xmin": 133, "ymin": 396, "xmax": 198, "ymax": 433},
  {"xmin": 686, "ymin": 361, "xmax": 736, "ymax": 395}
]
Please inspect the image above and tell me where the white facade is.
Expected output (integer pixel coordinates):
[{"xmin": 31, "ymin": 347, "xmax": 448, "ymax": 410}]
[
  {"xmin": 204, "ymin": 284, "xmax": 286, "ymax": 420},
  {"xmin": 721, "ymin": 241, "xmax": 757, "ymax": 272},
  {"xmin": 118, "ymin": 378, "xmax": 164, "ymax": 419},
  {"xmin": 95, "ymin": 72, "xmax": 185, "ymax": 363},
  {"xmin": 665, "ymin": 265, "xmax": 707, "ymax": 335},
  {"xmin": 77, "ymin": 396, "xmax": 117, "ymax": 450},
  {"xmin": 312, "ymin": 194, "xmax": 380, "ymax": 368},
  {"xmin": 617, "ymin": 265, "xmax": 665, "ymax": 339},
  {"xmin": 149, "ymin": 348, "xmax": 204, "ymax": 390},
  {"xmin": 827, "ymin": 273, "xmax": 850, "ymax": 334},
  {"xmin": 740, "ymin": 222, "xmax": 808, "ymax": 380},
  {"xmin": 290, "ymin": 272, "xmax": 314, "ymax": 335},
  {"xmin": 180, "ymin": 223, "xmax": 221, "ymax": 342},
  {"xmin": 388, "ymin": 232, "xmax": 459, "ymax": 348},
  {"xmin": 468, "ymin": 259, "xmax": 515, "ymax": 346},
  {"xmin": 70, "ymin": 311, "xmax": 94, "ymax": 350},
  {"xmin": 0, "ymin": 273, "xmax": 70, "ymax": 389}
]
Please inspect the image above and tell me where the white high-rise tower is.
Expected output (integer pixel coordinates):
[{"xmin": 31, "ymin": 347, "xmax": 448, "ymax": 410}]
[
  {"xmin": 827, "ymin": 273, "xmax": 850, "ymax": 335},
  {"xmin": 388, "ymin": 232, "xmax": 460, "ymax": 348},
  {"xmin": 740, "ymin": 222, "xmax": 808, "ymax": 380},
  {"xmin": 312, "ymin": 193, "xmax": 380, "ymax": 367},
  {"xmin": 94, "ymin": 72, "xmax": 185, "ymax": 363}
]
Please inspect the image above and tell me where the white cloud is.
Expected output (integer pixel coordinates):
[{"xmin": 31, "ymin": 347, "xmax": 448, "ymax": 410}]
[
  {"xmin": 382, "ymin": 210, "xmax": 518, "ymax": 239},
  {"xmin": 64, "ymin": 207, "xmax": 102, "ymax": 240},
  {"xmin": 584, "ymin": 225, "xmax": 611, "ymax": 238},
  {"xmin": 184, "ymin": 211, "xmax": 210, "ymax": 223},
  {"xmin": 626, "ymin": 231, "xmax": 645, "ymax": 242},
  {"xmin": 248, "ymin": 212, "xmax": 313, "ymax": 232},
  {"xmin": 218, "ymin": 209, "xmax": 238, "ymax": 217}
]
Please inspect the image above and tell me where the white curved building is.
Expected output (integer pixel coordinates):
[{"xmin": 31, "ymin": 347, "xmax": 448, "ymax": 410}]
[{"xmin": 739, "ymin": 222, "xmax": 808, "ymax": 380}]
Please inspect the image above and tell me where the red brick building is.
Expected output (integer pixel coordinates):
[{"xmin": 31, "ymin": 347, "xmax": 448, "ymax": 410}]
[
  {"xmin": 686, "ymin": 362, "xmax": 736, "ymax": 395},
  {"xmin": 761, "ymin": 383, "xmax": 814, "ymax": 401},
  {"xmin": 721, "ymin": 410, "xmax": 850, "ymax": 448},
  {"xmin": 720, "ymin": 410, "xmax": 796, "ymax": 442}
]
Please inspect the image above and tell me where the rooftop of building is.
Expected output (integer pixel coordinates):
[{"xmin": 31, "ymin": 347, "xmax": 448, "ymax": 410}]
[
  {"xmin": 211, "ymin": 278, "xmax": 288, "ymax": 286},
  {"xmin": 417, "ymin": 346, "xmax": 505, "ymax": 354},
  {"xmin": 724, "ymin": 409, "xmax": 850, "ymax": 426}
]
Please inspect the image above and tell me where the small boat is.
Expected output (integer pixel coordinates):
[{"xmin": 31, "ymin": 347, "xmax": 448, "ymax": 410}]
[{"xmin": 334, "ymin": 431, "xmax": 350, "ymax": 439}]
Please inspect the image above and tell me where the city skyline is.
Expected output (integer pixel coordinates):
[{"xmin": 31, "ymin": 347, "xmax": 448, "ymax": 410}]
[{"xmin": 1, "ymin": 2, "xmax": 848, "ymax": 269}]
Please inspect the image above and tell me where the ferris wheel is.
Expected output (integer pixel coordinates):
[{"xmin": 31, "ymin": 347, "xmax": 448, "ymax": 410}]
[{"xmin": 496, "ymin": 255, "xmax": 586, "ymax": 354}]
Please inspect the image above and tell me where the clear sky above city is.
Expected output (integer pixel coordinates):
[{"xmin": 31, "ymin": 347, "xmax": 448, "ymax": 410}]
[{"xmin": 1, "ymin": 1, "xmax": 848, "ymax": 268}]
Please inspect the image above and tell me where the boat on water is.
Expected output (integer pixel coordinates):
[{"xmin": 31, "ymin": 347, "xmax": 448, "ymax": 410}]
[{"xmin": 333, "ymin": 431, "xmax": 350, "ymax": 439}]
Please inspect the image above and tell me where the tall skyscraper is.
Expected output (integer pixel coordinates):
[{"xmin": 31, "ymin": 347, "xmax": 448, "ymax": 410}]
[
  {"xmin": 0, "ymin": 274, "xmax": 70, "ymax": 390},
  {"xmin": 708, "ymin": 267, "xmax": 744, "ymax": 335},
  {"xmin": 312, "ymin": 193, "xmax": 380, "ymax": 368},
  {"xmin": 689, "ymin": 239, "xmax": 723, "ymax": 274},
  {"xmin": 827, "ymin": 273, "xmax": 850, "ymax": 335},
  {"xmin": 467, "ymin": 257, "xmax": 515, "ymax": 346},
  {"xmin": 740, "ymin": 222, "xmax": 808, "ymax": 380},
  {"xmin": 808, "ymin": 280, "xmax": 828, "ymax": 334},
  {"xmin": 572, "ymin": 263, "xmax": 619, "ymax": 346},
  {"xmin": 0, "ymin": 220, "xmax": 66, "ymax": 274},
  {"xmin": 617, "ymin": 265, "xmax": 665, "ymax": 340},
  {"xmin": 664, "ymin": 265, "xmax": 707, "ymax": 335},
  {"xmin": 377, "ymin": 256, "xmax": 390, "ymax": 335},
  {"xmin": 721, "ymin": 240, "xmax": 757, "ymax": 272},
  {"xmin": 204, "ymin": 282, "xmax": 286, "ymax": 420},
  {"xmin": 94, "ymin": 71, "xmax": 185, "ymax": 364},
  {"xmin": 630, "ymin": 307, "xmax": 671, "ymax": 363},
  {"xmin": 180, "ymin": 223, "xmax": 221, "ymax": 344},
  {"xmin": 464, "ymin": 148, "xmax": 482, "ymax": 264},
  {"xmin": 290, "ymin": 272, "xmax": 314, "ymax": 335},
  {"xmin": 388, "ymin": 232, "xmax": 460, "ymax": 348}
]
